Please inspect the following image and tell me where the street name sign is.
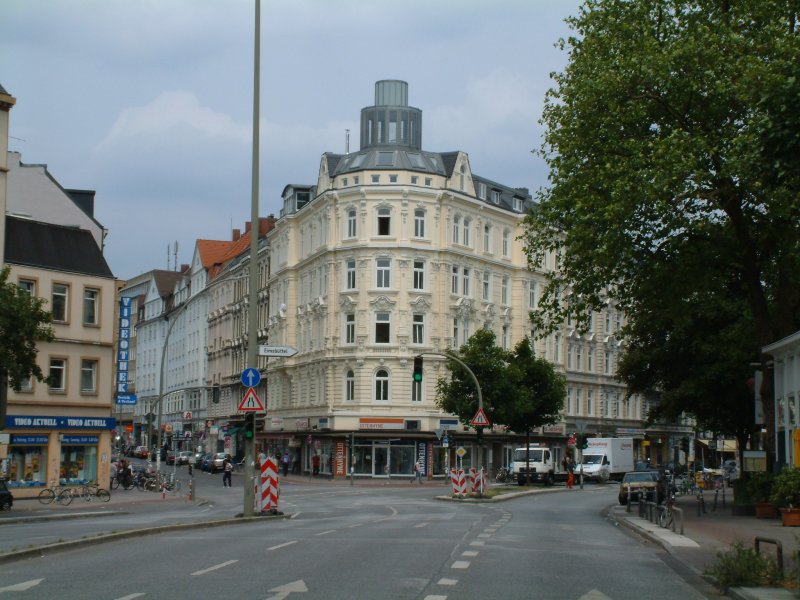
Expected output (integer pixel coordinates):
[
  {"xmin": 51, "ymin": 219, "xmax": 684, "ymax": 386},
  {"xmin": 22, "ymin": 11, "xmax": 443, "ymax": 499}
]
[{"xmin": 258, "ymin": 345, "xmax": 298, "ymax": 357}]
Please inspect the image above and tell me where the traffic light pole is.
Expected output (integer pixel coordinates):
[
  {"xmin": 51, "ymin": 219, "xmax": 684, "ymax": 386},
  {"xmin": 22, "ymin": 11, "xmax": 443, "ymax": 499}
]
[
  {"xmin": 416, "ymin": 352, "xmax": 484, "ymax": 483},
  {"xmin": 243, "ymin": 0, "xmax": 261, "ymax": 518}
]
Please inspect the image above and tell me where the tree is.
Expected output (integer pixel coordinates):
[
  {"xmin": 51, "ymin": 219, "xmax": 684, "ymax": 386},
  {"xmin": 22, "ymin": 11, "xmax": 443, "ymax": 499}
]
[
  {"xmin": 522, "ymin": 0, "xmax": 800, "ymax": 458},
  {"xmin": 0, "ymin": 266, "xmax": 54, "ymax": 428},
  {"xmin": 435, "ymin": 329, "xmax": 516, "ymax": 427},
  {"xmin": 502, "ymin": 337, "xmax": 565, "ymax": 435}
]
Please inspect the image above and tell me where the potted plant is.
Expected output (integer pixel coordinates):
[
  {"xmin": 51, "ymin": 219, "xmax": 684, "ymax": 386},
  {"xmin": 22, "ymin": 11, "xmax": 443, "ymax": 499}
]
[
  {"xmin": 747, "ymin": 472, "xmax": 778, "ymax": 518},
  {"xmin": 769, "ymin": 467, "xmax": 800, "ymax": 526}
]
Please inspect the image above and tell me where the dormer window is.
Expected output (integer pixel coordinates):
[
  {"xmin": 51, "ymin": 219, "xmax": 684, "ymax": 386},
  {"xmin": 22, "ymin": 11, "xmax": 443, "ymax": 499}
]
[
  {"xmin": 478, "ymin": 183, "xmax": 487, "ymax": 199},
  {"xmin": 491, "ymin": 190, "xmax": 501, "ymax": 204}
]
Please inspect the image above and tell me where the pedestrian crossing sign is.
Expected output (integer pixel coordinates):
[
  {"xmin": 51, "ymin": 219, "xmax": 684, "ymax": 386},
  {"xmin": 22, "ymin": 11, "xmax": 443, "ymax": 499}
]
[
  {"xmin": 238, "ymin": 387, "xmax": 265, "ymax": 412},
  {"xmin": 470, "ymin": 408, "xmax": 490, "ymax": 427}
]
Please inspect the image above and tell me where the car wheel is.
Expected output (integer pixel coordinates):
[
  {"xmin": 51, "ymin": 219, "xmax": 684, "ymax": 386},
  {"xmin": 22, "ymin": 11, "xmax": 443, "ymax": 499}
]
[{"xmin": 0, "ymin": 499, "xmax": 11, "ymax": 511}]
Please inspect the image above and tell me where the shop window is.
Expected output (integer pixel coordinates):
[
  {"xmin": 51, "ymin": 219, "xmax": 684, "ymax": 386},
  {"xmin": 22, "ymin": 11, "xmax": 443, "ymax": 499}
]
[
  {"xmin": 6, "ymin": 443, "xmax": 48, "ymax": 488},
  {"xmin": 60, "ymin": 443, "xmax": 98, "ymax": 485}
]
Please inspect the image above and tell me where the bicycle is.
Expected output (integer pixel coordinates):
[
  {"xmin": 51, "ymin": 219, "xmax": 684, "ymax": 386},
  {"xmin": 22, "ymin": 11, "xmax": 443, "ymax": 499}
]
[
  {"xmin": 76, "ymin": 484, "xmax": 111, "ymax": 503},
  {"xmin": 659, "ymin": 489, "xmax": 676, "ymax": 528},
  {"xmin": 495, "ymin": 466, "xmax": 514, "ymax": 484},
  {"xmin": 38, "ymin": 486, "xmax": 74, "ymax": 506}
]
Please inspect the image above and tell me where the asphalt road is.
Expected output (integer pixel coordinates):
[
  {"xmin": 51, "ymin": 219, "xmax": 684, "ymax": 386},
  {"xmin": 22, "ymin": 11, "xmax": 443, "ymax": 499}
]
[{"xmin": 0, "ymin": 476, "xmax": 719, "ymax": 599}]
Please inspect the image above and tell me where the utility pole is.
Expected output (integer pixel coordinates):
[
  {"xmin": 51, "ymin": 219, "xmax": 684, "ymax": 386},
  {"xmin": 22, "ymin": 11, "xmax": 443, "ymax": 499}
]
[{"xmin": 243, "ymin": 0, "xmax": 261, "ymax": 517}]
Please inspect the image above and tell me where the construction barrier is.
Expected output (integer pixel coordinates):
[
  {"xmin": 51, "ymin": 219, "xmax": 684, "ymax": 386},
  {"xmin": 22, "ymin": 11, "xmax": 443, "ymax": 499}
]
[
  {"xmin": 469, "ymin": 468, "xmax": 486, "ymax": 494},
  {"xmin": 259, "ymin": 457, "xmax": 279, "ymax": 512},
  {"xmin": 450, "ymin": 468, "xmax": 466, "ymax": 496}
]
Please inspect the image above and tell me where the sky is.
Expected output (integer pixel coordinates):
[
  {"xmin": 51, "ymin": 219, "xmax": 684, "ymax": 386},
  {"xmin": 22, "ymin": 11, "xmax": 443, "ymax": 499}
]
[{"xmin": 2, "ymin": 0, "xmax": 583, "ymax": 280}]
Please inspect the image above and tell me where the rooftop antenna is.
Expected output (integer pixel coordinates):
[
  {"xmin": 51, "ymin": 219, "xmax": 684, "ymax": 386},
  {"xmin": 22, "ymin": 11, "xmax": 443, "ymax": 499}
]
[
  {"xmin": 166, "ymin": 244, "xmax": 170, "ymax": 270},
  {"xmin": 345, "ymin": 129, "xmax": 350, "ymax": 155},
  {"xmin": 173, "ymin": 241, "xmax": 179, "ymax": 271}
]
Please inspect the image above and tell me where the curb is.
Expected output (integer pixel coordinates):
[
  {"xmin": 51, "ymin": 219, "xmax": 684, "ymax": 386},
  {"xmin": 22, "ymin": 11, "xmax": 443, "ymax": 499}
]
[{"xmin": 0, "ymin": 511, "xmax": 290, "ymax": 566}]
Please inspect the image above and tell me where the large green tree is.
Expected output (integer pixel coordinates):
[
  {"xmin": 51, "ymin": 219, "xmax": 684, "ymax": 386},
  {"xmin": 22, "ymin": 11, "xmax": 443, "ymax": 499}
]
[
  {"xmin": 0, "ymin": 266, "xmax": 54, "ymax": 428},
  {"xmin": 522, "ymin": 0, "xmax": 800, "ymax": 454}
]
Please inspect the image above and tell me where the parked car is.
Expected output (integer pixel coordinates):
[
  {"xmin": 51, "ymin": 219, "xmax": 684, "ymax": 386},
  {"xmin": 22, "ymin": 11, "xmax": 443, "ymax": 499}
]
[
  {"xmin": 134, "ymin": 446, "xmax": 149, "ymax": 459},
  {"xmin": 618, "ymin": 471, "xmax": 665, "ymax": 505},
  {"xmin": 177, "ymin": 451, "xmax": 193, "ymax": 465},
  {"xmin": 0, "ymin": 479, "xmax": 14, "ymax": 511},
  {"xmin": 165, "ymin": 451, "xmax": 176, "ymax": 465},
  {"xmin": 199, "ymin": 453, "xmax": 212, "ymax": 472},
  {"xmin": 190, "ymin": 452, "xmax": 203, "ymax": 466},
  {"xmin": 211, "ymin": 452, "xmax": 228, "ymax": 473}
]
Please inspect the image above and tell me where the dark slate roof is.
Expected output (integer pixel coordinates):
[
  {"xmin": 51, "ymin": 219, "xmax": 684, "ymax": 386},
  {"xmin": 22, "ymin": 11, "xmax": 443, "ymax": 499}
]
[
  {"xmin": 152, "ymin": 270, "xmax": 185, "ymax": 298},
  {"xmin": 5, "ymin": 216, "xmax": 113, "ymax": 278},
  {"xmin": 0, "ymin": 82, "xmax": 8, "ymax": 95},
  {"xmin": 439, "ymin": 152, "xmax": 459, "ymax": 177}
]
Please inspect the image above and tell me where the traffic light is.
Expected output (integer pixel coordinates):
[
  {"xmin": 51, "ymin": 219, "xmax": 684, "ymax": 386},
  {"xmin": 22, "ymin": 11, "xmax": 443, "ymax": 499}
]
[
  {"xmin": 578, "ymin": 434, "xmax": 588, "ymax": 450},
  {"xmin": 413, "ymin": 356, "xmax": 423, "ymax": 382},
  {"xmin": 476, "ymin": 426, "xmax": 484, "ymax": 445},
  {"xmin": 244, "ymin": 413, "xmax": 254, "ymax": 440}
]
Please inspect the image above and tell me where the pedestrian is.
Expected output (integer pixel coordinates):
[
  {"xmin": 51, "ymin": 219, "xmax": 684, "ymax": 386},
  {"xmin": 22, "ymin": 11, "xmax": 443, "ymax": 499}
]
[
  {"xmin": 567, "ymin": 455, "xmax": 575, "ymax": 489},
  {"xmin": 410, "ymin": 460, "xmax": 422, "ymax": 484},
  {"xmin": 282, "ymin": 451, "xmax": 290, "ymax": 477},
  {"xmin": 222, "ymin": 454, "xmax": 233, "ymax": 488},
  {"xmin": 311, "ymin": 453, "xmax": 320, "ymax": 476}
]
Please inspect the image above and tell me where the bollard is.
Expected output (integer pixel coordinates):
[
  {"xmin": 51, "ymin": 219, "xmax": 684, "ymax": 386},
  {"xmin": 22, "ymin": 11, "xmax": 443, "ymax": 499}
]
[
  {"xmin": 754, "ymin": 537, "xmax": 784, "ymax": 576},
  {"xmin": 626, "ymin": 485, "xmax": 632, "ymax": 513}
]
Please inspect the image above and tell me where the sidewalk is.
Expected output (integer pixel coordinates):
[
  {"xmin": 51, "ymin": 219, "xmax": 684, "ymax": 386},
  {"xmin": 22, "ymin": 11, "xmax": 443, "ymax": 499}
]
[{"xmin": 612, "ymin": 490, "xmax": 800, "ymax": 600}]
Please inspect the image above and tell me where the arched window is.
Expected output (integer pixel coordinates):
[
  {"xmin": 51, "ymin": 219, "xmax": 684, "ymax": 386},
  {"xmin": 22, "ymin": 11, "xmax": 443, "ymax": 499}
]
[
  {"xmin": 345, "ymin": 369, "xmax": 355, "ymax": 401},
  {"xmin": 375, "ymin": 369, "xmax": 390, "ymax": 401}
]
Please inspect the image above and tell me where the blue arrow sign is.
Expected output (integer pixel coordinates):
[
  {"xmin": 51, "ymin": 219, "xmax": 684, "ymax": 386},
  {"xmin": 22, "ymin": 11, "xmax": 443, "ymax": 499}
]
[{"xmin": 241, "ymin": 368, "xmax": 261, "ymax": 388}]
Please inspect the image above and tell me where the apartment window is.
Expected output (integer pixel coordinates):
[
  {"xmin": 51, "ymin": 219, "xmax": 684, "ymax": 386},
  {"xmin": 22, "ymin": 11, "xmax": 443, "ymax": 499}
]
[
  {"xmin": 345, "ymin": 370, "xmax": 355, "ymax": 401},
  {"xmin": 463, "ymin": 218, "xmax": 471, "ymax": 247},
  {"xmin": 502, "ymin": 325, "xmax": 509, "ymax": 349},
  {"xmin": 371, "ymin": 174, "xmax": 380, "ymax": 183},
  {"xmin": 529, "ymin": 281, "xmax": 537, "ymax": 309},
  {"xmin": 492, "ymin": 190, "xmax": 501, "ymax": 204},
  {"xmin": 375, "ymin": 369, "xmax": 390, "ymax": 401},
  {"xmin": 451, "ymin": 266, "xmax": 459, "ymax": 294},
  {"xmin": 83, "ymin": 288, "xmax": 99, "ymax": 325},
  {"xmin": 587, "ymin": 389, "xmax": 594, "ymax": 415},
  {"xmin": 502, "ymin": 231, "xmax": 510, "ymax": 257},
  {"xmin": 377, "ymin": 207, "xmax": 391, "ymax": 236},
  {"xmin": 453, "ymin": 217, "xmax": 460, "ymax": 244},
  {"xmin": 347, "ymin": 210, "xmax": 357, "ymax": 238},
  {"xmin": 411, "ymin": 176, "xmax": 418, "ymax": 184},
  {"xmin": 49, "ymin": 358, "xmax": 66, "ymax": 392},
  {"xmin": 376, "ymin": 258, "xmax": 391, "ymax": 288},
  {"xmin": 461, "ymin": 318, "xmax": 469, "ymax": 346},
  {"xmin": 345, "ymin": 313, "xmax": 355, "ymax": 344},
  {"xmin": 501, "ymin": 276, "xmax": 509, "ymax": 305},
  {"xmin": 81, "ymin": 359, "xmax": 98, "ymax": 393},
  {"xmin": 346, "ymin": 259, "xmax": 357, "ymax": 290},
  {"xmin": 342, "ymin": 177, "xmax": 348, "ymax": 187},
  {"xmin": 413, "ymin": 260, "xmax": 425, "ymax": 290},
  {"xmin": 424, "ymin": 177, "xmax": 432, "ymax": 186},
  {"xmin": 52, "ymin": 283, "xmax": 69, "ymax": 322},
  {"xmin": 414, "ymin": 209, "xmax": 425, "ymax": 238},
  {"xmin": 567, "ymin": 344, "xmax": 573, "ymax": 369},
  {"xmin": 483, "ymin": 225, "xmax": 491, "ymax": 252},
  {"xmin": 513, "ymin": 197, "xmax": 523, "ymax": 211},
  {"xmin": 354, "ymin": 176, "xmax": 360, "ymax": 185},
  {"xmin": 605, "ymin": 351, "xmax": 612, "ymax": 375},
  {"xmin": 18, "ymin": 279, "xmax": 35, "ymax": 295},
  {"xmin": 412, "ymin": 313, "xmax": 424, "ymax": 344},
  {"xmin": 452, "ymin": 318, "xmax": 459, "ymax": 349},
  {"xmin": 567, "ymin": 388, "xmax": 573, "ymax": 414},
  {"xmin": 18, "ymin": 375, "xmax": 33, "ymax": 393},
  {"xmin": 388, "ymin": 174, "xmax": 398, "ymax": 183},
  {"xmin": 576, "ymin": 345, "xmax": 583, "ymax": 370},
  {"xmin": 375, "ymin": 312, "xmax": 390, "ymax": 344},
  {"xmin": 482, "ymin": 271, "xmax": 491, "ymax": 301},
  {"xmin": 576, "ymin": 389, "xmax": 583, "ymax": 415},
  {"xmin": 462, "ymin": 268, "xmax": 470, "ymax": 297},
  {"xmin": 605, "ymin": 309, "xmax": 612, "ymax": 333},
  {"xmin": 587, "ymin": 348, "xmax": 594, "ymax": 372},
  {"xmin": 412, "ymin": 378, "xmax": 422, "ymax": 402},
  {"xmin": 478, "ymin": 182, "xmax": 487, "ymax": 199}
]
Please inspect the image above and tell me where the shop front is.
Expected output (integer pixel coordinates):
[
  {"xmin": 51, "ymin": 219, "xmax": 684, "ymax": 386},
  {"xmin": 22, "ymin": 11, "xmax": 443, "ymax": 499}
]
[{"xmin": 3, "ymin": 415, "xmax": 115, "ymax": 498}]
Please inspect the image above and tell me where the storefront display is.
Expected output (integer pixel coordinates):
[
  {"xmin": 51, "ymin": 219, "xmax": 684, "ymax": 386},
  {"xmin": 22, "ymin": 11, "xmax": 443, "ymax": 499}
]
[
  {"xmin": 6, "ymin": 436, "xmax": 48, "ymax": 488},
  {"xmin": 60, "ymin": 436, "xmax": 99, "ymax": 485}
]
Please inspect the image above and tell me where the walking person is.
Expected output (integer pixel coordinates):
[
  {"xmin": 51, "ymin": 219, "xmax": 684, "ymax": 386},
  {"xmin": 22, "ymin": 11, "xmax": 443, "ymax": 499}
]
[
  {"xmin": 222, "ymin": 454, "xmax": 233, "ymax": 488},
  {"xmin": 566, "ymin": 455, "xmax": 575, "ymax": 489},
  {"xmin": 410, "ymin": 460, "xmax": 422, "ymax": 484},
  {"xmin": 281, "ymin": 451, "xmax": 290, "ymax": 477},
  {"xmin": 311, "ymin": 453, "xmax": 320, "ymax": 477}
]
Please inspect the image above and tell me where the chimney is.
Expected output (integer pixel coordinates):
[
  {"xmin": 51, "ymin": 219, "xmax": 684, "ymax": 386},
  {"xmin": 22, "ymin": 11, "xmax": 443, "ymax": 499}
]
[
  {"xmin": 232, "ymin": 228, "xmax": 241, "ymax": 241},
  {"xmin": 244, "ymin": 220, "xmax": 252, "ymax": 234}
]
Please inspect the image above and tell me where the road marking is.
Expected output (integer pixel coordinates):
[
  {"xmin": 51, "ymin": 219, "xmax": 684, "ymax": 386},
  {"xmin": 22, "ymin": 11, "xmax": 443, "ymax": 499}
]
[
  {"xmin": 114, "ymin": 595, "xmax": 145, "ymax": 600},
  {"xmin": 266, "ymin": 579, "xmax": 308, "ymax": 600},
  {"xmin": 315, "ymin": 530, "xmax": 335, "ymax": 536},
  {"xmin": 469, "ymin": 540, "xmax": 485, "ymax": 546},
  {"xmin": 577, "ymin": 590, "xmax": 613, "ymax": 600},
  {"xmin": 347, "ymin": 523, "xmax": 362, "ymax": 528},
  {"xmin": 191, "ymin": 559, "xmax": 238, "ymax": 575},
  {"xmin": 462, "ymin": 550, "xmax": 478, "ymax": 557},
  {"xmin": 477, "ymin": 533, "xmax": 491, "ymax": 538},
  {"xmin": 424, "ymin": 596, "xmax": 448, "ymax": 600},
  {"xmin": 484, "ymin": 528, "xmax": 497, "ymax": 533},
  {"xmin": 268, "ymin": 540, "xmax": 298, "ymax": 551},
  {"xmin": 451, "ymin": 561, "xmax": 470, "ymax": 569},
  {"xmin": 437, "ymin": 578, "xmax": 458, "ymax": 586},
  {"xmin": 0, "ymin": 579, "xmax": 45, "ymax": 593},
  {"xmin": 414, "ymin": 522, "xmax": 430, "ymax": 528}
]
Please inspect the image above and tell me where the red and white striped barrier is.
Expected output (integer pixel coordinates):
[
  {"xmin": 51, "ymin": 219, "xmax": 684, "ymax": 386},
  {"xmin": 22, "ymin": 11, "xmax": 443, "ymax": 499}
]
[
  {"xmin": 470, "ymin": 468, "xmax": 486, "ymax": 494},
  {"xmin": 259, "ymin": 457, "xmax": 279, "ymax": 512},
  {"xmin": 450, "ymin": 468, "xmax": 466, "ymax": 496}
]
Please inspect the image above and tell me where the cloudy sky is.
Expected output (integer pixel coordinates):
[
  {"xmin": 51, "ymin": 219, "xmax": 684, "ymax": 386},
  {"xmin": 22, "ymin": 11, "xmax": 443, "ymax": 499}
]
[{"xmin": 2, "ymin": 0, "xmax": 582, "ymax": 280}]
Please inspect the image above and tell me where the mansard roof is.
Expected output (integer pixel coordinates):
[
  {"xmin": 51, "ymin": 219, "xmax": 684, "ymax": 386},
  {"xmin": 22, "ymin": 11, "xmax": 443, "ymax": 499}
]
[{"xmin": 4, "ymin": 216, "xmax": 113, "ymax": 278}]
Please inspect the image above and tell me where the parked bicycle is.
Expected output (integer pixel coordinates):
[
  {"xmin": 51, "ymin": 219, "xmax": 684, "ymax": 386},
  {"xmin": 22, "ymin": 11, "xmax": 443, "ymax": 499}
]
[
  {"xmin": 495, "ymin": 466, "xmax": 515, "ymax": 484},
  {"xmin": 38, "ymin": 486, "xmax": 74, "ymax": 506},
  {"xmin": 659, "ymin": 489, "xmax": 676, "ymax": 528},
  {"xmin": 74, "ymin": 484, "xmax": 111, "ymax": 502}
]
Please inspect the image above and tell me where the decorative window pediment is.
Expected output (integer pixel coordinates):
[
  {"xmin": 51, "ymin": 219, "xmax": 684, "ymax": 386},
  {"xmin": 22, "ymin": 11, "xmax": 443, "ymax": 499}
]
[{"xmin": 369, "ymin": 295, "xmax": 396, "ymax": 311}]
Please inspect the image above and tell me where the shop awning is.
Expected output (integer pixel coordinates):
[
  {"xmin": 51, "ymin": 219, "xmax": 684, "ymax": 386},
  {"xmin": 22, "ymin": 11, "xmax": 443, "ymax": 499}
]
[{"xmin": 697, "ymin": 440, "xmax": 738, "ymax": 453}]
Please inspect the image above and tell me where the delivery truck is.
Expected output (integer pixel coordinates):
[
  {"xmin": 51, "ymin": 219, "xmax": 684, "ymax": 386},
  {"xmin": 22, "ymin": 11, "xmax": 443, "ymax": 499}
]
[{"xmin": 579, "ymin": 437, "xmax": 634, "ymax": 481}]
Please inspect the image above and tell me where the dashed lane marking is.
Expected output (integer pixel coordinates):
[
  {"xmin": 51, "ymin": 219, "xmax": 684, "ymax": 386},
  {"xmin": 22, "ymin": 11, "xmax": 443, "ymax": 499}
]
[
  {"xmin": 424, "ymin": 596, "xmax": 448, "ymax": 600},
  {"xmin": 462, "ymin": 550, "xmax": 478, "ymax": 557},
  {"xmin": 267, "ymin": 540, "xmax": 298, "ymax": 551},
  {"xmin": 437, "ymin": 578, "xmax": 458, "ymax": 586},
  {"xmin": 114, "ymin": 595, "xmax": 145, "ymax": 600},
  {"xmin": 315, "ymin": 530, "xmax": 335, "ymax": 536},
  {"xmin": 191, "ymin": 559, "xmax": 238, "ymax": 576},
  {"xmin": 451, "ymin": 561, "xmax": 470, "ymax": 569},
  {"xmin": 469, "ymin": 540, "xmax": 485, "ymax": 546},
  {"xmin": 414, "ymin": 522, "xmax": 430, "ymax": 528}
]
